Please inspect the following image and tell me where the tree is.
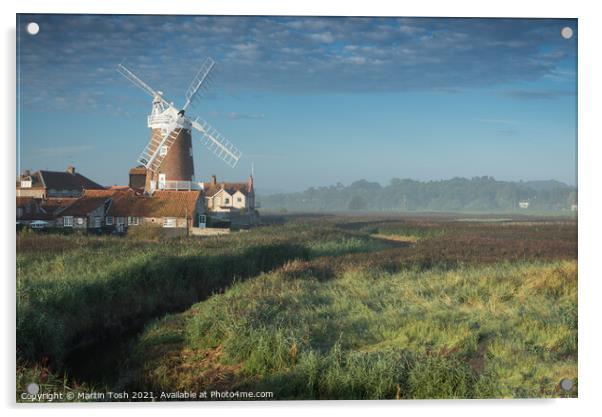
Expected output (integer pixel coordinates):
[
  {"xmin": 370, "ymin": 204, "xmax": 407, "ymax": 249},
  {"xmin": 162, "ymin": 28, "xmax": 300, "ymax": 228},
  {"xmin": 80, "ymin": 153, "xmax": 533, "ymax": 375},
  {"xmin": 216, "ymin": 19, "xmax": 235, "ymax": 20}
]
[{"xmin": 348, "ymin": 195, "xmax": 367, "ymax": 211}]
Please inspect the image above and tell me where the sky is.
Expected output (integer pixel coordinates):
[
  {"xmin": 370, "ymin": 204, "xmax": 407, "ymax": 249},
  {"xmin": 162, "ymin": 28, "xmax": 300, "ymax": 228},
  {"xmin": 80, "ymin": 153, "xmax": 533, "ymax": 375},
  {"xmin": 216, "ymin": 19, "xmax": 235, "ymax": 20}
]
[{"xmin": 16, "ymin": 15, "xmax": 577, "ymax": 192}]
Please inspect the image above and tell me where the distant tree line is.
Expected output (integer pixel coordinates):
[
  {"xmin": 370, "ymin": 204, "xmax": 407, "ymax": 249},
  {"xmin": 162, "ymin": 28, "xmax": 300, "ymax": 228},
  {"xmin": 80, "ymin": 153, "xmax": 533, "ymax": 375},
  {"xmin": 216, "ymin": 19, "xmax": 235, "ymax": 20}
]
[{"xmin": 259, "ymin": 177, "xmax": 577, "ymax": 213}]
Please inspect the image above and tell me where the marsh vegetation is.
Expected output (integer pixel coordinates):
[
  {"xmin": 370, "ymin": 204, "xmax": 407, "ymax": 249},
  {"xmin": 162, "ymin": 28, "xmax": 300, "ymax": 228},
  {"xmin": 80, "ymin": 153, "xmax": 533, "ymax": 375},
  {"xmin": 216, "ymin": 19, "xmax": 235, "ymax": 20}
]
[{"xmin": 16, "ymin": 213, "xmax": 577, "ymax": 400}]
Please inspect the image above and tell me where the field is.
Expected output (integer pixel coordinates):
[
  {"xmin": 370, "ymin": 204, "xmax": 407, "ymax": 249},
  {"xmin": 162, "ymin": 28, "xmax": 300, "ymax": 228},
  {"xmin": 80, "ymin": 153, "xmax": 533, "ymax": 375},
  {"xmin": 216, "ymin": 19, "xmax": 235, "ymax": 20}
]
[{"xmin": 16, "ymin": 213, "xmax": 577, "ymax": 400}]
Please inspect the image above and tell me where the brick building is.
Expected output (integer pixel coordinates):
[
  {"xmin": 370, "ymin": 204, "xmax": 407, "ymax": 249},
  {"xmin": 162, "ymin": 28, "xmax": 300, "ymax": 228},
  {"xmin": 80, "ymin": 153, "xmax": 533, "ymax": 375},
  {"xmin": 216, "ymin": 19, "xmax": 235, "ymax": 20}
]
[{"xmin": 17, "ymin": 166, "xmax": 104, "ymax": 199}]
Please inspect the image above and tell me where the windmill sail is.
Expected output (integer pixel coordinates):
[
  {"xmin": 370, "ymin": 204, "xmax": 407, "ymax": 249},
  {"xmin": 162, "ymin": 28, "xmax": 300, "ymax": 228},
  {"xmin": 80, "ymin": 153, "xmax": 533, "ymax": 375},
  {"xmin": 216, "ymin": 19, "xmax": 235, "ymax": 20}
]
[
  {"xmin": 191, "ymin": 118, "xmax": 242, "ymax": 167},
  {"xmin": 183, "ymin": 57, "xmax": 215, "ymax": 111},
  {"xmin": 117, "ymin": 57, "xmax": 243, "ymax": 181},
  {"xmin": 117, "ymin": 63, "xmax": 170, "ymax": 107},
  {"xmin": 138, "ymin": 128, "xmax": 182, "ymax": 172}
]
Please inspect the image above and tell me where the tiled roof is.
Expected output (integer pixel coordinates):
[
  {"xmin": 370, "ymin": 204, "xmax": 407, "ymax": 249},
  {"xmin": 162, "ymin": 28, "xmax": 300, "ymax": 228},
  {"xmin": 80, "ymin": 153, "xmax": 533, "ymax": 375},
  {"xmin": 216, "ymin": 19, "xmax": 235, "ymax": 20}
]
[
  {"xmin": 40, "ymin": 198, "xmax": 78, "ymax": 215},
  {"xmin": 39, "ymin": 170, "xmax": 104, "ymax": 191},
  {"xmin": 204, "ymin": 183, "xmax": 251, "ymax": 197},
  {"xmin": 59, "ymin": 196, "xmax": 108, "ymax": 217},
  {"xmin": 107, "ymin": 190, "xmax": 200, "ymax": 218},
  {"xmin": 17, "ymin": 197, "xmax": 77, "ymax": 220},
  {"xmin": 129, "ymin": 167, "xmax": 147, "ymax": 175},
  {"xmin": 83, "ymin": 188, "xmax": 123, "ymax": 197}
]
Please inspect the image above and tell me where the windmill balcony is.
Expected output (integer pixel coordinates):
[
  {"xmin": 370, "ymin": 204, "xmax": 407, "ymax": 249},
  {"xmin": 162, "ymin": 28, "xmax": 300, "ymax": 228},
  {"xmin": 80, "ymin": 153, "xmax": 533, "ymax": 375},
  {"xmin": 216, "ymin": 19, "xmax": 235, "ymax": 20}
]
[
  {"xmin": 161, "ymin": 180, "xmax": 202, "ymax": 191},
  {"xmin": 147, "ymin": 114, "xmax": 173, "ymax": 128}
]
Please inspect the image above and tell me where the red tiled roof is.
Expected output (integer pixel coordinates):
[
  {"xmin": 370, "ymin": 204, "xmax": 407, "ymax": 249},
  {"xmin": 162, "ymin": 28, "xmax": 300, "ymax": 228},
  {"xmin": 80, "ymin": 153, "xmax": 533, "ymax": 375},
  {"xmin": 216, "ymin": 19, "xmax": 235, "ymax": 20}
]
[
  {"xmin": 40, "ymin": 198, "xmax": 78, "ymax": 214},
  {"xmin": 107, "ymin": 190, "xmax": 200, "ymax": 218},
  {"xmin": 129, "ymin": 167, "xmax": 147, "ymax": 175},
  {"xmin": 83, "ymin": 188, "xmax": 122, "ymax": 197},
  {"xmin": 204, "ymin": 183, "xmax": 252, "ymax": 197},
  {"xmin": 59, "ymin": 196, "xmax": 108, "ymax": 217}
]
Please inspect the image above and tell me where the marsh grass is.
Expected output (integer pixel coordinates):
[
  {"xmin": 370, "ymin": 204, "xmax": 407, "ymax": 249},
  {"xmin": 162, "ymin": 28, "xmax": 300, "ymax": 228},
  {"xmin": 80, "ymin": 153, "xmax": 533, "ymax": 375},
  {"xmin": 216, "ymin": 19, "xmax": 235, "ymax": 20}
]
[
  {"xmin": 16, "ymin": 215, "xmax": 577, "ymax": 400},
  {"xmin": 16, "ymin": 223, "xmax": 387, "ymax": 368},
  {"xmin": 133, "ymin": 259, "xmax": 577, "ymax": 399}
]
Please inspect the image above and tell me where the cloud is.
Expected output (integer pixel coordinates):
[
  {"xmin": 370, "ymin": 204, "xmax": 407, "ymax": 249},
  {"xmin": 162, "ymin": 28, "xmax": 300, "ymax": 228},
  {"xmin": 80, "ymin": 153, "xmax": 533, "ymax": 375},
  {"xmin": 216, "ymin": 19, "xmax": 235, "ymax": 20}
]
[
  {"xmin": 308, "ymin": 31, "xmax": 335, "ymax": 43},
  {"xmin": 500, "ymin": 89, "xmax": 575, "ymax": 100},
  {"xmin": 28, "ymin": 145, "xmax": 95, "ymax": 158},
  {"xmin": 17, "ymin": 15, "xmax": 577, "ymax": 112}
]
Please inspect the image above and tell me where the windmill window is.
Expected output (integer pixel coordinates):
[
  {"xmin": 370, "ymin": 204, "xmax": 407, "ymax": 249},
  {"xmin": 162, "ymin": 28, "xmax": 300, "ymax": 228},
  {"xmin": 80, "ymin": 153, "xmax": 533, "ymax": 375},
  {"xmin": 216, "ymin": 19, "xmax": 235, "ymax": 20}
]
[
  {"xmin": 189, "ymin": 147, "xmax": 193, "ymax": 157},
  {"xmin": 160, "ymin": 146, "xmax": 168, "ymax": 156}
]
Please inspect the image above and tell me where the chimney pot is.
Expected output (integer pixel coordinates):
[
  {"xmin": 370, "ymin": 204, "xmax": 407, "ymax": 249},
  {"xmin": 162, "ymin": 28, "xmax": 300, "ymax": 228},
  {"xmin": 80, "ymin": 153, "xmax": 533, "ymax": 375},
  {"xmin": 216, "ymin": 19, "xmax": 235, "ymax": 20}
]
[
  {"xmin": 67, "ymin": 165, "xmax": 76, "ymax": 175},
  {"xmin": 211, "ymin": 175, "xmax": 217, "ymax": 185}
]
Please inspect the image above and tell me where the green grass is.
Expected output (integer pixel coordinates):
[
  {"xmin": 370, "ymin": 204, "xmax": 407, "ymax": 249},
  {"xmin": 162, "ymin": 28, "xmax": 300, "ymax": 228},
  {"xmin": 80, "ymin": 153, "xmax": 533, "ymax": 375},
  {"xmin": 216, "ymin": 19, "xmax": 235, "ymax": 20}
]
[
  {"xmin": 16, "ymin": 215, "xmax": 577, "ymax": 401},
  {"xmin": 16, "ymin": 223, "xmax": 387, "ymax": 367},
  {"xmin": 132, "ymin": 259, "xmax": 577, "ymax": 399}
]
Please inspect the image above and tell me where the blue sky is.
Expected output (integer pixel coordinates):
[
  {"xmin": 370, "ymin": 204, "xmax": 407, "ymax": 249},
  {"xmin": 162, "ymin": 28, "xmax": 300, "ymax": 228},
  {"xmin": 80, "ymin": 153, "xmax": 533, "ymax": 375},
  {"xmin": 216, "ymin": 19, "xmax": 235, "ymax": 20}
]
[{"xmin": 16, "ymin": 15, "xmax": 577, "ymax": 192}]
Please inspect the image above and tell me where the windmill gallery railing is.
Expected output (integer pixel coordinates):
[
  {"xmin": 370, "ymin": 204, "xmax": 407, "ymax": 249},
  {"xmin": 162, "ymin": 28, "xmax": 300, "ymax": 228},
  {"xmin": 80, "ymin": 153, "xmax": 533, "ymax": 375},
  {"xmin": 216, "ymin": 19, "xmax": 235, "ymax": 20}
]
[{"xmin": 161, "ymin": 180, "xmax": 202, "ymax": 191}]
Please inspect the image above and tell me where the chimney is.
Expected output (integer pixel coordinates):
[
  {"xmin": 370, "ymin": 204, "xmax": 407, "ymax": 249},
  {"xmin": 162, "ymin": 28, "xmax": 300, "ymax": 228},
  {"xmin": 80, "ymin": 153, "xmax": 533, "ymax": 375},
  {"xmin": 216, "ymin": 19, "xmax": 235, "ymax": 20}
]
[
  {"xmin": 67, "ymin": 165, "xmax": 76, "ymax": 175},
  {"xmin": 23, "ymin": 169, "xmax": 31, "ymax": 177},
  {"xmin": 211, "ymin": 175, "xmax": 217, "ymax": 186},
  {"xmin": 247, "ymin": 175, "xmax": 254, "ymax": 193}
]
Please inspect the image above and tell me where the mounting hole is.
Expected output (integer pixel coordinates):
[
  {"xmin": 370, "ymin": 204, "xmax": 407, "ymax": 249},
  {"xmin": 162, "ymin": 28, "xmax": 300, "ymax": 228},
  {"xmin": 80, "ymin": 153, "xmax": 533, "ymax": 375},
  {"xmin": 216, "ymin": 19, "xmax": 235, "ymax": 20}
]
[
  {"xmin": 26, "ymin": 382, "xmax": 40, "ymax": 395},
  {"xmin": 560, "ymin": 26, "xmax": 573, "ymax": 40},
  {"xmin": 559, "ymin": 378, "xmax": 574, "ymax": 391},
  {"xmin": 26, "ymin": 22, "xmax": 40, "ymax": 36}
]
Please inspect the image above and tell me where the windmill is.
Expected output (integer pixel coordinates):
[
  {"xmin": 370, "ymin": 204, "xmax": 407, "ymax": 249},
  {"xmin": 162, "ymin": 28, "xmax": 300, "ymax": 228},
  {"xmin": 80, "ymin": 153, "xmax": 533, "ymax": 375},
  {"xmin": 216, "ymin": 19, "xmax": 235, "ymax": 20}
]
[{"xmin": 117, "ymin": 57, "xmax": 242, "ymax": 194}]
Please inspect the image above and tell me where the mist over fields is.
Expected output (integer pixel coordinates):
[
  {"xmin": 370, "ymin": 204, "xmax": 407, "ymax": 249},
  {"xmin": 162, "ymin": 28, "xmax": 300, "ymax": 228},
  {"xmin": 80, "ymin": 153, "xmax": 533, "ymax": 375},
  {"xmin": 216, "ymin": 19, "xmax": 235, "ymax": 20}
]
[{"xmin": 259, "ymin": 176, "xmax": 577, "ymax": 213}]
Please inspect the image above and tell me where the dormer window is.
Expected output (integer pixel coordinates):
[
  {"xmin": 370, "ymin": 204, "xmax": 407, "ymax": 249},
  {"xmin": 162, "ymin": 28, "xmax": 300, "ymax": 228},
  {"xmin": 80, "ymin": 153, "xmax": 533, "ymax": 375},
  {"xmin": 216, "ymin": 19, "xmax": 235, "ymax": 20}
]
[
  {"xmin": 160, "ymin": 146, "xmax": 168, "ymax": 156},
  {"xmin": 20, "ymin": 180, "xmax": 32, "ymax": 188}
]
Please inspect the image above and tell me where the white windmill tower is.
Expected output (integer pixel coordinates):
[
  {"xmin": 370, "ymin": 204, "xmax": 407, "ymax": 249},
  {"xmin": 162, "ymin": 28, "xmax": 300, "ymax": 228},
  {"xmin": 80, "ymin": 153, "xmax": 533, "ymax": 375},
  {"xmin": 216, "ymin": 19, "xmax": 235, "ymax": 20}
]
[{"xmin": 117, "ymin": 57, "xmax": 242, "ymax": 194}]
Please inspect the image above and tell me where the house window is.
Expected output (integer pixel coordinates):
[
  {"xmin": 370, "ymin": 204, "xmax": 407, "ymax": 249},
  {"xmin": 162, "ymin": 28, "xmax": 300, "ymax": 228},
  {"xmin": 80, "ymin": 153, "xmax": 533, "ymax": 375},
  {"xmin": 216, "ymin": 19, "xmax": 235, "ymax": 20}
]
[
  {"xmin": 106, "ymin": 216, "xmax": 114, "ymax": 225},
  {"xmin": 237, "ymin": 197, "xmax": 242, "ymax": 203},
  {"xmin": 63, "ymin": 216, "xmax": 74, "ymax": 227},
  {"xmin": 128, "ymin": 216, "xmax": 139, "ymax": 226},
  {"xmin": 92, "ymin": 217, "xmax": 101, "ymax": 228},
  {"xmin": 76, "ymin": 217, "xmax": 84, "ymax": 225},
  {"xmin": 20, "ymin": 180, "xmax": 32, "ymax": 188},
  {"xmin": 163, "ymin": 217, "xmax": 177, "ymax": 228},
  {"xmin": 160, "ymin": 145, "xmax": 168, "ymax": 156},
  {"xmin": 158, "ymin": 173, "xmax": 166, "ymax": 190},
  {"xmin": 224, "ymin": 198, "xmax": 230, "ymax": 205},
  {"xmin": 116, "ymin": 217, "xmax": 125, "ymax": 225}
]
